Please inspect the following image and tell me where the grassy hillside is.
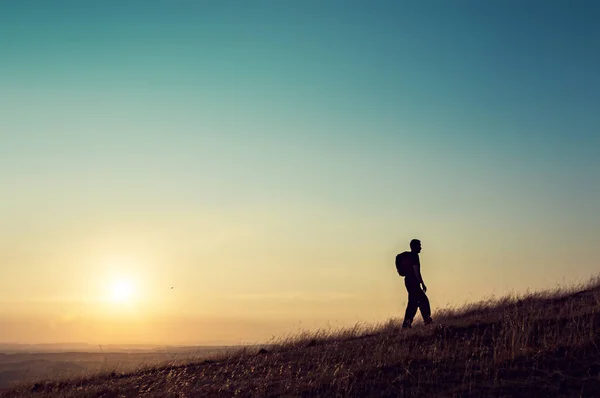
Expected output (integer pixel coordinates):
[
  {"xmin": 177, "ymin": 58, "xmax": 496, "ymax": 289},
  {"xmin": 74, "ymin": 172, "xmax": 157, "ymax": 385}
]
[{"xmin": 2, "ymin": 277, "xmax": 599, "ymax": 397}]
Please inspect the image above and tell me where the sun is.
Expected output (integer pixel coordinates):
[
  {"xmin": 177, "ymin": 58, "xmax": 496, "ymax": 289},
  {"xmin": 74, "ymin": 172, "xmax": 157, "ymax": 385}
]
[{"xmin": 109, "ymin": 279, "xmax": 135, "ymax": 303}]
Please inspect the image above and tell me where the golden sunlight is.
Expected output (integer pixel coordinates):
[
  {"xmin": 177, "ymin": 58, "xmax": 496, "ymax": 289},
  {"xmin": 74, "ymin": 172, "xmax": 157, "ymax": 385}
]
[{"xmin": 108, "ymin": 278, "xmax": 135, "ymax": 303}]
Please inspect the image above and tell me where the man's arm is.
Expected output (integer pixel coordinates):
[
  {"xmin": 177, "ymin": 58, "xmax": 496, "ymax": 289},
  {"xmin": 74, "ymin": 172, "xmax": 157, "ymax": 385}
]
[{"xmin": 413, "ymin": 265, "xmax": 427, "ymax": 292}]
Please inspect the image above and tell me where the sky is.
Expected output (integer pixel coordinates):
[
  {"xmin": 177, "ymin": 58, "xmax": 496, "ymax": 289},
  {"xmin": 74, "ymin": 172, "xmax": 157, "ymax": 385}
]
[{"xmin": 0, "ymin": 1, "xmax": 599, "ymax": 345}]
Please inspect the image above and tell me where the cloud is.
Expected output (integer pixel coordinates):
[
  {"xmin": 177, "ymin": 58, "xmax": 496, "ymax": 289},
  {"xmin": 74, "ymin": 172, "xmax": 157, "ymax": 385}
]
[{"xmin": 223, "ymin": 292, "xmax": 358, "ymax": 302}]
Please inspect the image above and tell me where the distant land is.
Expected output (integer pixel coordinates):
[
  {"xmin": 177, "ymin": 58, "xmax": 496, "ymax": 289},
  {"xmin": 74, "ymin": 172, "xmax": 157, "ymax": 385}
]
[
  {"xmin": 0, "ymin": 345, "xmax": 236, "ymax": 391},
  {"xmin": 0, "ymin": 343, "xmax": 235, "ymax": 354}
]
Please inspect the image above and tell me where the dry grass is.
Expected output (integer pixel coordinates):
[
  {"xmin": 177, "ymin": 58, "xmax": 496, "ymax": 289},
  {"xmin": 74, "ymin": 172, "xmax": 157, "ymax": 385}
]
[{"xmin": 2, "ymin": 276, "xmax": 599, "ymax": 397}]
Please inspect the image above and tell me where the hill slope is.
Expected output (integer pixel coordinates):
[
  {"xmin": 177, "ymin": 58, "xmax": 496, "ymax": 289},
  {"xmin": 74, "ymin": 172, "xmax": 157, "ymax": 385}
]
[{"xmin": 3, "ymin": 279, "xmax": 599, "ymax": 397}]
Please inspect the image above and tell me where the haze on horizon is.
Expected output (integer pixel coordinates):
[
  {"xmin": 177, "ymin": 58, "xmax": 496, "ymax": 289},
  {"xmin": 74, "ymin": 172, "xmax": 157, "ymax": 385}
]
[{"xmin": 1, "ymin": 1, "xmax": 599, "ymax": 346}]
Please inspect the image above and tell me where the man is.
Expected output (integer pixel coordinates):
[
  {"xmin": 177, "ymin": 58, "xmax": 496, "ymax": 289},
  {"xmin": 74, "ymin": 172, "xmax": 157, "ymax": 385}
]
[{"xmin": 396, "ymin": 239, "xmax": 433, "ymax": 328}]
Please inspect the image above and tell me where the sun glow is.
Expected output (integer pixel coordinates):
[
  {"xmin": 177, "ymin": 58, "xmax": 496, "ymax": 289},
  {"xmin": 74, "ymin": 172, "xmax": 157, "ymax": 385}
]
[{"xmin": 108, "ymin": 279, "xmax": 135, "ymax": 303}]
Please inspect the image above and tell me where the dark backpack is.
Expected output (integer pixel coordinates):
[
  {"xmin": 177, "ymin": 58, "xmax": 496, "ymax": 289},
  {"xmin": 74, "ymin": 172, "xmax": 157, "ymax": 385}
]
[{"xmin": 395, "ymin": 252, "xmax": 410, "ymax": 277}]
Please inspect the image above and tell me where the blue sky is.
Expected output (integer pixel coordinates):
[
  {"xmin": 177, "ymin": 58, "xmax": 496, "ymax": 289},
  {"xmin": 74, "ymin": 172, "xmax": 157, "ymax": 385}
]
[{"xmin": 0, "ymin": 1, "xmax": 599, "ymax": 343}]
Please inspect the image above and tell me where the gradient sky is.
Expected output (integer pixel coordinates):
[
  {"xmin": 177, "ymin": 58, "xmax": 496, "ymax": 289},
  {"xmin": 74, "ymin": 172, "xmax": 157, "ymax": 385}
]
[{"xmin": 1, "ymin": 1, "xmax": 599, "ymax": 345}]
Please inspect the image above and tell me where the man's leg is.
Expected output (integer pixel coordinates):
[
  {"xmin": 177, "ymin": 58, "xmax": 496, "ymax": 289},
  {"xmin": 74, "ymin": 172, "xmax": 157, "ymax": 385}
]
[{"xmin": 402, "ymin": 284, "xmax": 420, "ymax": 328}]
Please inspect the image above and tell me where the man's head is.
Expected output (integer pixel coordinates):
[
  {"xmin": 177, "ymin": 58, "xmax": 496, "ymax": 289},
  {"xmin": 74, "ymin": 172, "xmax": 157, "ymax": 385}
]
[{"xmin": 410, "ymin": 239, "xmax": 422, "ymax": 253}]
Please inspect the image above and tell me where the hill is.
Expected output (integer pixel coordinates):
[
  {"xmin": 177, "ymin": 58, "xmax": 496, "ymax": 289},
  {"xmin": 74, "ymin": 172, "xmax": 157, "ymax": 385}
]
[{"xmin": 2, "ymin": 278, "xmax": 599, "ymax": 397}]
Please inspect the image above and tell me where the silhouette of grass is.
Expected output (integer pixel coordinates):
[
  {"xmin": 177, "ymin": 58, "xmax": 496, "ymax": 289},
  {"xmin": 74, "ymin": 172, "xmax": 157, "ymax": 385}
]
[{"xmin": 2, "ymin": 276, "xmax": 599, "ymax": 397}]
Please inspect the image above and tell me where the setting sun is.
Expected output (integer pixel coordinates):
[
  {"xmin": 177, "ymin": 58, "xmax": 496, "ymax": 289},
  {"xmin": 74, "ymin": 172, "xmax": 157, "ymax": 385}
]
[{"xmin": 108, "ymin": 279, "xmax": 135, "ymax": 303}]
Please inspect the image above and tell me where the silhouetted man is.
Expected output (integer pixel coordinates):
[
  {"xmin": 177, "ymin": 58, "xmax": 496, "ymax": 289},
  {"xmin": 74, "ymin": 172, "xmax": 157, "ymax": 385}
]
[{"xmin": 396, "ymin": 239, "xmax": 433, "ymax": 328}]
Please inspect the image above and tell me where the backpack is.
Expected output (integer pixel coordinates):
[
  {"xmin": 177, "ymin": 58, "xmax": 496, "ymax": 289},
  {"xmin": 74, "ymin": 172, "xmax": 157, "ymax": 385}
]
[{"xmin": 395, "ymin": 252, "xmax": 410, "ymax": 277}]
